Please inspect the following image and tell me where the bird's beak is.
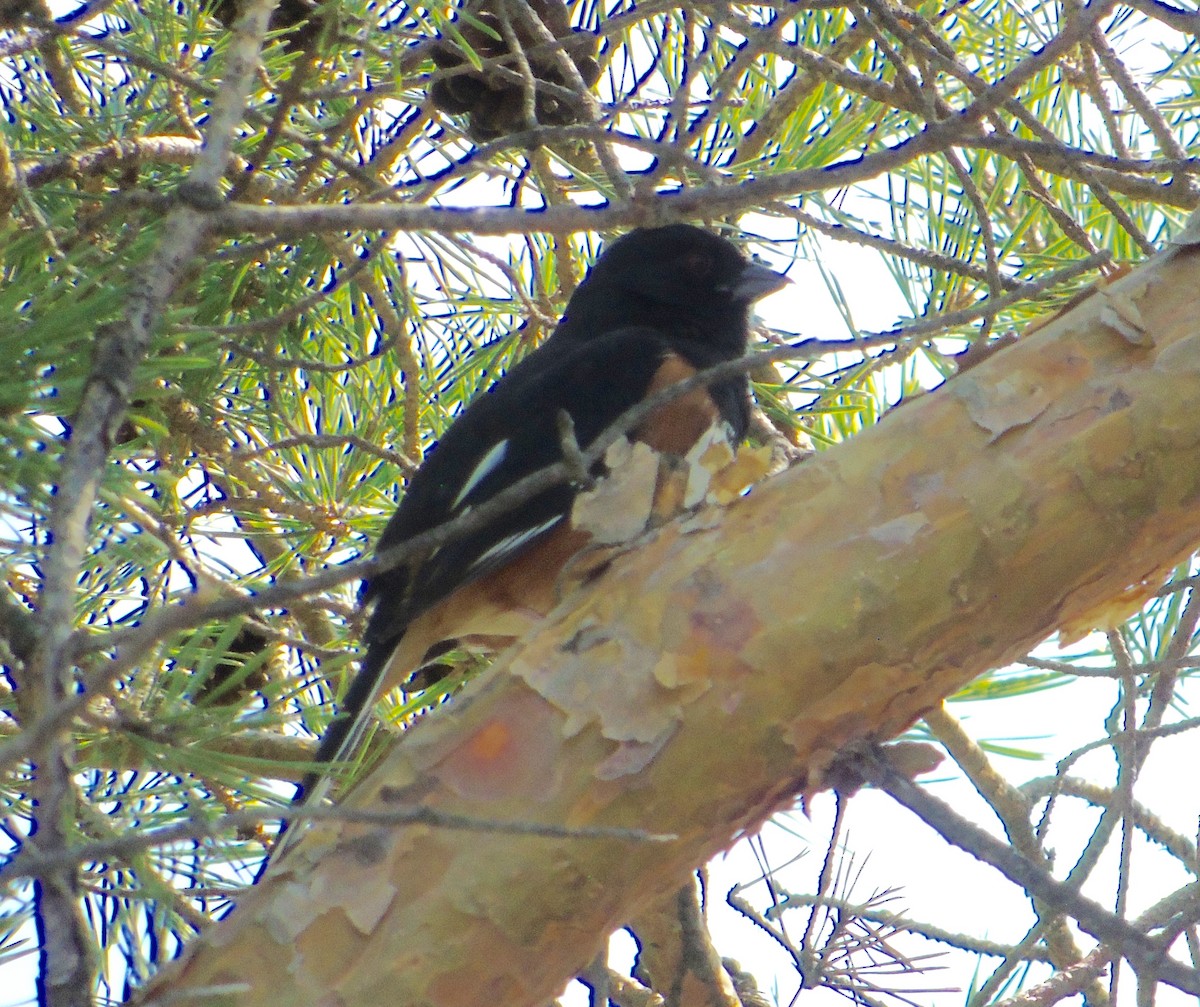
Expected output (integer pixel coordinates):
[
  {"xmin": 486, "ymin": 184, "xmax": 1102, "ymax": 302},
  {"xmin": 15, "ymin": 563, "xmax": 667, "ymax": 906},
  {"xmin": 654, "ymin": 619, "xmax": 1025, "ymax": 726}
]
[{"xmin": 732, "ymin": 261, "xmax": 790, "ymax": 302}]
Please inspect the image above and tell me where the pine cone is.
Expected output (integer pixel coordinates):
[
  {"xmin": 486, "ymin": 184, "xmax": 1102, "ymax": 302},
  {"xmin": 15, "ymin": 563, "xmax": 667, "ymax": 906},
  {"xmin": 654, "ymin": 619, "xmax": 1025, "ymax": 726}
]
[{"xmin": 428, "ymin": 0, "xmax": 601, "ymax": 142}]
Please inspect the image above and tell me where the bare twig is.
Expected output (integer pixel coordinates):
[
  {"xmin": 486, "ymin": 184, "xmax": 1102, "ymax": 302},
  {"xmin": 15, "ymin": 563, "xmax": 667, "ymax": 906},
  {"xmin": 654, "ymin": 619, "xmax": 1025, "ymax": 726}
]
[
  {"xmin": 2, "ymin": 802, "xmax": 673, "ymax": 887},
  {"xmin": 858, "ymin": 745, "xmax": 1200, "ymax": 998},
  {"xmin": 24, "ymin": 3, "xmax": 278, "ymax": 1003}
]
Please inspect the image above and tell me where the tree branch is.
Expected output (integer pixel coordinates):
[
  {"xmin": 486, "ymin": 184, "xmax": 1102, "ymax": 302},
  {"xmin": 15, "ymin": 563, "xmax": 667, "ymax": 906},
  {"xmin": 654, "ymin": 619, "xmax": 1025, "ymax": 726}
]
[{"xmin": 132, "ymin": 229, "xmax": 1200, "ymax": 1007}]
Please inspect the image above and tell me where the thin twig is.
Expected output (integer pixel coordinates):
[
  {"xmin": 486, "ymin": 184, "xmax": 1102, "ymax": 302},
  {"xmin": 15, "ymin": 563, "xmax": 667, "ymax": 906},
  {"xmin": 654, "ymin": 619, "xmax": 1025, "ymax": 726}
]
[
  {"xmin": 1, "ymin": 802, "xmax": 674, "ymax": 886},
  {"xmin": 24, "ymin": 4, "xmax": 278, "ymax": 1002},
  {"xmin": 859, "ymin": 745, "xmax": 1200, "ymax": 998}
]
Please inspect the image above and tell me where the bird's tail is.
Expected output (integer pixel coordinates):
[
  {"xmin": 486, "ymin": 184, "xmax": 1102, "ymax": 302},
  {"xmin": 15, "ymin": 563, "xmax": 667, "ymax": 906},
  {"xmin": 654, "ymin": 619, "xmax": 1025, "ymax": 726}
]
[{"xmin": 259, "ymin": 638, "xmax": 397, "ymax": 872}]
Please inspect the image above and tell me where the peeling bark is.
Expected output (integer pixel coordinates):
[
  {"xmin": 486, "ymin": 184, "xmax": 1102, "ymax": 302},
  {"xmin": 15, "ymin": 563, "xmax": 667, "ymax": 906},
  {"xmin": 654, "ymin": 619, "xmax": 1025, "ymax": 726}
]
[{"xmin": 135, "ymin": 243, "xmax": 1200, "ymax": 1007}]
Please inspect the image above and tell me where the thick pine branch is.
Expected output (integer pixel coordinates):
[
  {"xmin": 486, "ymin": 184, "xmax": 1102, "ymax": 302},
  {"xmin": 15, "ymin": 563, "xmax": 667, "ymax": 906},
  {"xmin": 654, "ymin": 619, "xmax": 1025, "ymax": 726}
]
[{"xmin": 134, "ymin": 237, "xmax": 1200, "ymax": 1006}]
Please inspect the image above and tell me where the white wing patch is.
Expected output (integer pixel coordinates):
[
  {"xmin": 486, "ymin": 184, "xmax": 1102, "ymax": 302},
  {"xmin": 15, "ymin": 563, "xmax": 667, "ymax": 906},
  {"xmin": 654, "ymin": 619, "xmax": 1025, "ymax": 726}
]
[
  {"xmin": 452, "ymin": 439, "xmax": 509, "ymax": 510},
  {"xmin": 467, "ymin": 514, "xmax": 564, "ymax": 575}
]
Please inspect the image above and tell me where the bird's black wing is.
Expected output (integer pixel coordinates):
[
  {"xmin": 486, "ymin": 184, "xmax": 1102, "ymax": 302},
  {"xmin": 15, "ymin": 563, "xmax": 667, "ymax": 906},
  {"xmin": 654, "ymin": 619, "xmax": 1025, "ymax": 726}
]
[{"xmin": 308, "ymin": 325, "xmax": 750, "ymax": 782}]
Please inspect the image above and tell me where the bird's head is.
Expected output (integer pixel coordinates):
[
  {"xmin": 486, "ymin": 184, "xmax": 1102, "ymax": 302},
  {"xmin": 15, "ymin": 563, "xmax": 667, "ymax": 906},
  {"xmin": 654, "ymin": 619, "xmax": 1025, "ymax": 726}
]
[{"xmin": 555, "ymin": 224, "xmax": 789, "ymax": 352}]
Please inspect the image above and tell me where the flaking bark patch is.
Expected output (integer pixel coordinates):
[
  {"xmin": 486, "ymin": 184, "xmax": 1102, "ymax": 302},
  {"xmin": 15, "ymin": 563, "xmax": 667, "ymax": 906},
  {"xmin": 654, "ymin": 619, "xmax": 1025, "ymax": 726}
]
[{"xmin": 431, "ymin": 690, "xmax": 567, "ymax": 802}]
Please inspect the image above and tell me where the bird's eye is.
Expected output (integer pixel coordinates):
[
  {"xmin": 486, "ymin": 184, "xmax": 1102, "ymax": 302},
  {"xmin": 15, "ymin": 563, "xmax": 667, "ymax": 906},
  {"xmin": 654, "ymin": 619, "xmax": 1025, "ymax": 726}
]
[{"xmin": 681, "ymin": 250, "xmax": 714, "ymax": 278}]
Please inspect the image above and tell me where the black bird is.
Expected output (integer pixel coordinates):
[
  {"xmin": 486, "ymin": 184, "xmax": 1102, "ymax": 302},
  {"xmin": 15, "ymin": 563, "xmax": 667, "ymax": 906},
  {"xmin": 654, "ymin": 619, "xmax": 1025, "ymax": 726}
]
[{"xmin": 302, "ymin": 224, "xmax": 787, "ymax": 804}]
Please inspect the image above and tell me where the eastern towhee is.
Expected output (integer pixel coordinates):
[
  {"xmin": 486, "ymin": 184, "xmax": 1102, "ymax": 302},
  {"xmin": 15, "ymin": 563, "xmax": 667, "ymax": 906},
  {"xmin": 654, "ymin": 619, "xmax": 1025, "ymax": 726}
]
[{"xmin": 299, "ymin": 224, "xmax": 788, "ymax": 806}]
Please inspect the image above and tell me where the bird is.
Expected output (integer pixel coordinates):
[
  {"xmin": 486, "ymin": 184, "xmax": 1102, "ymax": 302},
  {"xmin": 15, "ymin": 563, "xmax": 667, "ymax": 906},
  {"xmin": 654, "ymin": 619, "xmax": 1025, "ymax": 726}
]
[{"xmin": 299, "ymin": 224, "xmax": 788, "ymax": 807}]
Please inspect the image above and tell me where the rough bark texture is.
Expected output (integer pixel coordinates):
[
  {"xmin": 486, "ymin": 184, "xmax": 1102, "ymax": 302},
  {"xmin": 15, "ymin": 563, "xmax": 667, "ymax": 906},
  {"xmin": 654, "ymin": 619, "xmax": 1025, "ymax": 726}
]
[{"xmin": 137, "ymin": 242, "xmax": 1200, "ymax": 1007}]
